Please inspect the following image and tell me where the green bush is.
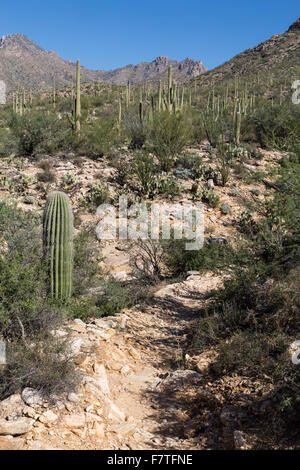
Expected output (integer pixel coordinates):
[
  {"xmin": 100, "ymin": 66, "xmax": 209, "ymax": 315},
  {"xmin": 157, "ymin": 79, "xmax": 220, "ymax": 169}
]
[
  {"xmin": 87, "ymin": 116, "xmax": 119, "ymax": 158},
  {"xmin": 133, "ymin": 151, "xmax": 155, "ymax": 196},
  {"xmin": 161, "ymin": 238, "xmax": 237, "ymax": 276},
  {"xmin": 68, "ymin": 281, "xmax": 132, "ymax": 321},
  {"xmin": 150, "ymin": 111, "xmax": 191, "ymax": 171},
  {"xmin": 9, "ymin": 110, "xmax": 70, "ymax": 155},
  {"xmin": 122, "ymin": 111, "xmax": 149, "ymax": 149}
]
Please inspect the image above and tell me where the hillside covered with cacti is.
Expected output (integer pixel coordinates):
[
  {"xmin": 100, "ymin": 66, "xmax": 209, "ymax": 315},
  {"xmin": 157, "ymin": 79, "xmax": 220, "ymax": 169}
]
[{"xmin": 0, "ymin": 14, "xmax": 299, "ymax": 452}]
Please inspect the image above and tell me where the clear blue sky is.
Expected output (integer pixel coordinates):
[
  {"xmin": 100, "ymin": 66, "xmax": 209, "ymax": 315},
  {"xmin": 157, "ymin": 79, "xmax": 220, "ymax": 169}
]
[{"xmin": 1, "ymin": 0, "xmax": 299, "ymax": 71}]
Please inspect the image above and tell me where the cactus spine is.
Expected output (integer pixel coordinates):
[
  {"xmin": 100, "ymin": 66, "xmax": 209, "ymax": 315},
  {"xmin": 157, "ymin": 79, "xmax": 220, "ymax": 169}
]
[{"xmin": 43, "ymin": 191, "xmax": 73, "ymax": 300}]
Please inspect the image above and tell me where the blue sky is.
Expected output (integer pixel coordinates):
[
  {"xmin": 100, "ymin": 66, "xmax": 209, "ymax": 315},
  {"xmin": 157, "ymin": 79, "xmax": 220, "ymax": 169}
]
[{"xmin": 1, "ymin": 1, "xmax": 299, "ymax": 71}]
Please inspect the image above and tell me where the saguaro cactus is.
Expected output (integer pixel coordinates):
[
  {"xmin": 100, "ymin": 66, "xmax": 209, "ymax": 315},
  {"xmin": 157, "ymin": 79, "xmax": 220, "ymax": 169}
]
[
  {"xmin": 43, "ymin": 191, "xmax": 74, "ymax": 300},
  {"xmin": 168, "ymin": 65, "xmax": 173, "ymax": 111},
  {"xmin": 235, "ymin": 108, "xmax": 241, "ymax": 146},
  {"xmin": 75, "ymin": 59, "xmax": 81, "ymax": 133},
  {"xmin": 158, "ymin": 80, "xmax": 162, "ymax": 111}
]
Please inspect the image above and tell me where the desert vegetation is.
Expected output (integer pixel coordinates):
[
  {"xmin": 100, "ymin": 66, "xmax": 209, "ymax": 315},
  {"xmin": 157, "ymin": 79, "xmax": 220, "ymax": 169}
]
[{"xmin": 0, "ymin": 20, "xmax": 299, "ymax": 450}]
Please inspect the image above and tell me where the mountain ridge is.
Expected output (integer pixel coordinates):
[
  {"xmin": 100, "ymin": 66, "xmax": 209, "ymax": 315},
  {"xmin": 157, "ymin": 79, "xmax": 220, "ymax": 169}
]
[{"xmin": 0, "ymin": 34, "xmax": 206, "ymax": 91}]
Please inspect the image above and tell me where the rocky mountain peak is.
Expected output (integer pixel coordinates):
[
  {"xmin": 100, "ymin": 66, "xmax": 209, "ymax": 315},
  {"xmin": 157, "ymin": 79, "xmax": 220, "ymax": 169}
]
[
  {"xmin": 152, "ymin": 56, "xmax": 169, "ymax": 65},
  {"xmin": 288, "ymin": 18, "xmax": 300, "ymax": 32}
]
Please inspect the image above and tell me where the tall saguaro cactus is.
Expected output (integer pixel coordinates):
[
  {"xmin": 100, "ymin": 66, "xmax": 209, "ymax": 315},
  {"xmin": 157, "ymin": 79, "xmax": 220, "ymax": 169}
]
[
  {"xmin": 168, "ymin": 65, "xmax": 173, "ymax": 111},
  {"xmin": 75, "ymin": 59, "xmax": 81, "ymax": 133},
  {"xmin": 43, "ymin": 191, "xmax": 74, "ymax": 301}
]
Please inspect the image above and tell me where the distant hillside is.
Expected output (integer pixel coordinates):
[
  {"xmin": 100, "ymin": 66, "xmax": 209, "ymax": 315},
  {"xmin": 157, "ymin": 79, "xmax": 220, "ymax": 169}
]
[
  {"xmin": 190, "ymin": 18, "xmax": 300, "ymax": 89},
  {"xmin": 0, "ymin": 34, "xmax": 206, "ymax": 91}
]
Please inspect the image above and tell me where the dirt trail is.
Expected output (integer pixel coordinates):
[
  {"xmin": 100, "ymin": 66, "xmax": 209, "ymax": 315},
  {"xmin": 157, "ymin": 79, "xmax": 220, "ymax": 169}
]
[
  {"xmin": 102, "ymin": 272, "xmax": 223, "ymax": 450},
  {"xmin": 0, "ymin": 272, "xmax": 222, "ymax": 451}
]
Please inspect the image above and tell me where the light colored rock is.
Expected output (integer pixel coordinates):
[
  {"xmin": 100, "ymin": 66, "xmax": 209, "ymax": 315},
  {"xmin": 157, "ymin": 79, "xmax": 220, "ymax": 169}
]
[
  {"xmin": 124, "ymin": 374, "xmax": 160, "ymax": 388},
  {"xmin": 93, "ymin": 421, "xmax": 105, "ymax": 439},
  {"xmin": 39, "ymin": 410, "xmax": 58, "ymax": 424},
  {"xmin": 21, "ymin": 388, "xmax": 44, "ymax": 407},
  {"xmin": 64, "ymin": 413, "xmax": 86, "ymax": 429},
  {"xmin": 73, "ymin": 319, "xmax": 86, "ymax": 326},
  {"xmin": 83, "ymin": 367, "xmax": 110, "ymax": 397},
  {"xmin": 68, "ymin": 336, "xmax": 93, "ymax": 355},
  {"xmin": 0, "ymin": 339, "xmax": 6, "ymax": 365},
  {"xmin": 87, "ymin": 328, "xmax": 111, "ymax": 340},
  {"xmin": 92, "ymin": 364, "xmax": 110, "ymax": 395},
  {"xmin": 28, "ymin": 440, "xmax": 61, "ymax": 450},
  {"xmin": 0, "ymin": 417, "xmax": 33, "ymax": 436},
  {"xmin": 68, "ymin": 324, "xmax": 86, "ymax": 333},
  {"xmin": 22, "ymin": 406, "xmax": 39, "ymax": 419},
  {"xmin": 0, "ymin": 394, "xmax": 23, "ymax": 419},
  {"xmin": 102, "ymin": 398, "xmax": 125, "ymax": 422},
  {"xmin": 67, "ymin": 392, "xmax": 81, "ymax": 403},
  {"xmin": 50, "ymin": 329, "xmax": 68, "ymax": 338},
  {"xmin": 110, "ymin": 422, "xmax": 136, "ymax": 437},
  {"xmin": 111, "ymin": 271, "xmax": 129, "ymax": 282},
  {"xmin": 0, "ymin": 436, "xmax": 24, "ymax": 450},
  {"xmin": 195, "ymin": 350, "xmax": 219, "ymax": 373},
  {"xmin": 120, "ymin": 365, "xmax": 130, "ymax": 375}
]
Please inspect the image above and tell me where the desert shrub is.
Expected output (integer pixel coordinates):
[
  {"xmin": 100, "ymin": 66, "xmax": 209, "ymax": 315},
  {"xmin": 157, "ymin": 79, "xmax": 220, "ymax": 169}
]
[
  {"xmin": 245, "ymin": 102, "xmax": 300, "ymax": 149},
  {"xmin": 161, "ymin": 238, "xmax": 237, "ymax": 276},
  {"xmin": 61, "ymin": 173, "xmax": 80, "ymax": 187},
  {"xmin": 177, "ymin": 152, "xmax": 203, "ymax": 174},
  {"xmin": 9, "ymin": 110, "xmax": 70, "ymax": 155},
  {"xmin": 201, "ymin": 109, "xmax": 231, "ymax": 147},
  {"xmin": 0, "ymin": 127, "xmax": 16, "ymax": 156},
  {"xmin": 68, "ymin": 280, "xmax": 132, "ymax": 321},
  {"xmin": 150, "ymin": 111, "xmax": 191, "ymax": 171},
  {"xmin": 87, "ymin": 116, "xmax": 119, "ymax": 158},
  {"xmin": 0, "ymin": 335, "xmax": 77, "ymax": 400},
  {"xmin": 133, "ymin": 151, "xmax": 155, "ymax": 196},
  {"xmin": 155, "ymin": 173, "xmax": 181, "ymax": 197},
  {"xmin": 110, "ymin": 153, "xmax": 131, "ymax": 186},
  {"xmin": 86, "ymin": 183, "xmax": 109, "ymax": 210},
  {"xmin": 0, "ymin": 201, "xmax": 77, "ymax": 399},
  {"xmin": 174, "ymin": 166, "xmax": 194, "ymax": 180},
  {"xmin": 201, "ymin": 188, "xmax": 220, "ymax": 208},
  {"xmin": 72, "ymin": 228, "xmax": 102, "ymax": 297},
  {"xmin": 37, "ymin": 160, "xmax": 56, "ymax": 183},
  {"xmin": 130, "ymin": 239, "xmax": 164, "ymax": 284},
  {"xmin": 122, "ymin": 111, "xmax": 149, "ymax": 149}
]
